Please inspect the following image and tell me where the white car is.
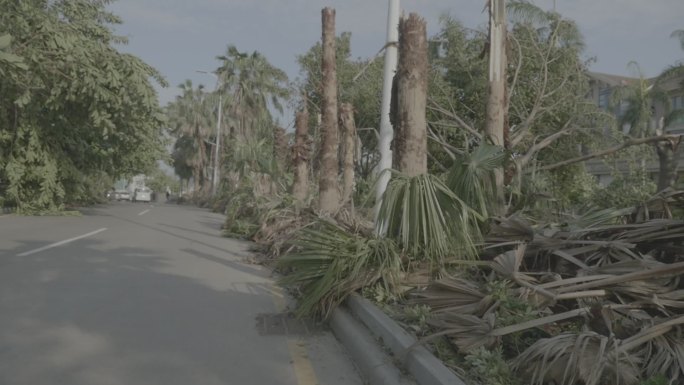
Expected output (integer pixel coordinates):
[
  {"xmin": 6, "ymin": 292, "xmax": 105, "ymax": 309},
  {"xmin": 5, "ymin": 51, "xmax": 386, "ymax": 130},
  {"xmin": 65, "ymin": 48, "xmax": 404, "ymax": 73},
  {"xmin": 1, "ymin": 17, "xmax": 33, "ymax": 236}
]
[
  {"xmin": 132, "ymin": 187, "xmax": 152, "ymax": 202},
  {"xmin": 114, "ymin": 190, "xmax": 131, "ymax": 201}
]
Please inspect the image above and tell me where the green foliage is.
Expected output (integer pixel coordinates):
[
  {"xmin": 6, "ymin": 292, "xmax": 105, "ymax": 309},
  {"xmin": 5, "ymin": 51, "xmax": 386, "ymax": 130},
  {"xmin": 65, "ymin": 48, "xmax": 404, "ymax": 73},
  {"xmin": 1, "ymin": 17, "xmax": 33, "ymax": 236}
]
[
  {"xmin": 0, "ymin": 33, "xmax": 28, "ymax": 73},
  {"xmin": 167, "ymin": 81, "xmax": 212, "ymax": 196},
  {"xmin": 279, "ymin": 220, "xmax": 403, "ymax": 319},
  {"xmin": 446, "ymin": 144, "xmax": 505, "ymax": 218},
  {"xmin": 464, "ymin": 347, "xmax": 519, "ymax": 385},
  {"xmin": 640, "ymin": 375, "xmax": 669, "ymax": 385},
  {"xmin": 401, "ymin": 304, "xmax": 432, "ymax": 334},
  {"xmin": 377, "ymin": 172, "xmax": 483, "ymax": 265},
  {"xmin": 145, "ymin": 167, "xmax": 178, "ymax": 196},
  {"xmin": 222, "ymin": 187, "xmax": 263, "ymax": 238},
  {"xmin": 590, "ymin": 170, "xmax": 656, "ymax": 208},
  {"xmin": 0, "ymin": 0, "xmax": 166, "ymax": 211},
  {"xmin": 430, "ymin": 8, "xmax": 607, "ymax": 206}
]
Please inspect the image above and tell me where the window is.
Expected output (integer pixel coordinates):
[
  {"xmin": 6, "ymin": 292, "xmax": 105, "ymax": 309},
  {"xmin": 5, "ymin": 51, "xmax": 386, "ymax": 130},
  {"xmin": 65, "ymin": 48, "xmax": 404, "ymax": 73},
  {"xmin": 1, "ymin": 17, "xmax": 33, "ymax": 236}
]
[
  {"xmin": 598, "ymin": 89, "xmax": 610, "ymax": 110},
  {"xmin": 672, "ymin": 95, "xmax": 683, "ymax": 110}
]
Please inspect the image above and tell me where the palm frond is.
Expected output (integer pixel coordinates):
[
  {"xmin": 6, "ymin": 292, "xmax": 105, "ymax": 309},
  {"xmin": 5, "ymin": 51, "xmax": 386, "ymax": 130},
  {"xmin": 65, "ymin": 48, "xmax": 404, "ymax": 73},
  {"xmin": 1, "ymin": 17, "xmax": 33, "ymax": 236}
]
[
  {"xmin": 376, "ymin": 172, "xmax": 484, "ymax": 264},
  {"xmin": 507, "ymin": 0, "xmax": 550, "ymax": 26},
  {"xmin": 410, "ymin": 276, "xmax": 494, "ymax": 316},
  {"xmin": 513, "ymin": 332, "xmax": 642, "ymax": 385},
  {"xmin": 278, "ymin": 219, "xmax": 403, "ymax": 319},
  {"xmin": 446, "ymin": 143, "xmax": 506, "ymax": 218}
]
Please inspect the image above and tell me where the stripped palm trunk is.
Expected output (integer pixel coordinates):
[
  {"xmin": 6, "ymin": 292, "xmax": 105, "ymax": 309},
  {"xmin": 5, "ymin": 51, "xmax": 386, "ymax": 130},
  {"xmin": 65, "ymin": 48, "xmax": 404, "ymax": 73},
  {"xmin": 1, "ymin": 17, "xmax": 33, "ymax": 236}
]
[
  {"xmin": 318, "ymin": 7, "xmax": 340, "ymax": 214},
  {"xmin": 393, "ymin": 13, "xmax": 428, "ymax": 176},
  {"xmin": 339, "ymin": 103, "xmax": 356, "ymax": 205},
  {"xmin": 656, "ymin": 137, "xmax": 682, "ymax": 191},
  {"xmin": 292, "ymin": 107, "xmax": 310, "ymax": 207},
  {"xmin": 273, "ymin": 125, "xmax": 288, "ymax": 170},
  {"xmin": 485, "ymin": 0, "xmax": 508, "ymax": 208}
]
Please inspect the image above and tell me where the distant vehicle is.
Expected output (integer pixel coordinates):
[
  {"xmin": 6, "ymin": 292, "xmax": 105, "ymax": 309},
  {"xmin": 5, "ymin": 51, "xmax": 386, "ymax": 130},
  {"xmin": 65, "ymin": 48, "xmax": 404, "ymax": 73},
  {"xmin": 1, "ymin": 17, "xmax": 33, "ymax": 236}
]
[
  {"xmin": 115, "ymin": 190, "xmax": 131, "ymax": 201},
  {"xmin": 133, "ymin": 187, "xmax": 152, "ymax": 202}
]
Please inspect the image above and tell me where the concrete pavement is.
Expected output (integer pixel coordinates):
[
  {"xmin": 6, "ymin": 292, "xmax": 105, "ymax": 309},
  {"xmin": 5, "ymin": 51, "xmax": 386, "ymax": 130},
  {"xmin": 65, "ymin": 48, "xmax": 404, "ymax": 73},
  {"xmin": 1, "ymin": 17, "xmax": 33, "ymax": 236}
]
[{"xmin": 0, "ymin": 201, "xmax": 363, "ymax": 385}]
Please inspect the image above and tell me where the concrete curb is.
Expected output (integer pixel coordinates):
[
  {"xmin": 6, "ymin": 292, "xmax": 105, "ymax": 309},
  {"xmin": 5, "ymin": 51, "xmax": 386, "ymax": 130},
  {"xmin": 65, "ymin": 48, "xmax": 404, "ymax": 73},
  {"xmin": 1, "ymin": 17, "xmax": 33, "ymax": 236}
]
[
  {"xmin": 330, "ymin": 307, "xmax": 413, "ymax": 385},
  {"xmin": 331, "ymin": 294, "xmax": 467, "ymax": 385}
]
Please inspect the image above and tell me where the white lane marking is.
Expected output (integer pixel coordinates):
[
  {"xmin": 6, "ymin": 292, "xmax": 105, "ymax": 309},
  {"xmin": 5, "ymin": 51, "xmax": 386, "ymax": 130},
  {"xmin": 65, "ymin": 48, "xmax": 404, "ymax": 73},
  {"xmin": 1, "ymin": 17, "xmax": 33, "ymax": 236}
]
[
  {"xmin": 138, "ymin": 209, "xmax": 150, "ymax": 216},
  {"xmin": 17, "ymin": 228, "xmax": 108, "ymax": 257}
]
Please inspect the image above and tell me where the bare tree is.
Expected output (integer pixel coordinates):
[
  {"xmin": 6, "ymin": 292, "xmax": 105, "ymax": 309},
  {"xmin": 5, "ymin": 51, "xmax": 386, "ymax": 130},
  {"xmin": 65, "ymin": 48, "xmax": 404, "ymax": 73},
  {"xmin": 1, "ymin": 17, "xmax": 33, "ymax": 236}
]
[
  {"xmin": 318, "ymin": 7, "xmax": 341, "ymax": 214},
  {"xmin": 392, "ymin": 13, "xmax": 428, "ymax": 176},
  {"xmin": 292, "ymin": 106, "xmax": 310, "ymax": 207},
  {"xmin": 273, "ymin": 125, "xmax": 288, "ymax": 168},
  {"xmin": 339, "ymin": 102, "xmax": 356, "ymax": 204}
]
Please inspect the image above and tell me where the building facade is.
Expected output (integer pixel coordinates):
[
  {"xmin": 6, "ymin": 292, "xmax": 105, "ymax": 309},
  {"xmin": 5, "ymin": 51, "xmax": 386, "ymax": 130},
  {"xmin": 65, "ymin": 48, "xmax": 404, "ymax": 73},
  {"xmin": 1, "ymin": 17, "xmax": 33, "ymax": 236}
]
[{"xmin": 584, "ymin": 71, "xmax": 684, "ymax": 188}]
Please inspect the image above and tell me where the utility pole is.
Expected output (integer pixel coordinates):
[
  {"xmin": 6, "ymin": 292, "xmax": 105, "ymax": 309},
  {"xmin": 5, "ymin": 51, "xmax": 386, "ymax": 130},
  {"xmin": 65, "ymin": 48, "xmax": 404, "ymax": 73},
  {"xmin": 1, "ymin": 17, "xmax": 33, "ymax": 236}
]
[
  {"xmin": 374, "ymin": 0, "xmax": 400, "ymax": 221},
  {"xmin": 197, "ymin": 70, "xmax": 222, "ymax": 197},
  {"xmin": 213, "ymin": 91, "xmax": 222, "ymax": 196}
]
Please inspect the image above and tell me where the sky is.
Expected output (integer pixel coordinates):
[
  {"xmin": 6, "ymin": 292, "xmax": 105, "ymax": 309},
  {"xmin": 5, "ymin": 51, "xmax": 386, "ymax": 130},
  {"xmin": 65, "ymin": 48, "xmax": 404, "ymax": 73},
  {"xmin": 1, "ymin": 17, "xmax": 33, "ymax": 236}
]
[{"xmin": 107, "ymin": 0, "xmax": 684, "ymax": 126}]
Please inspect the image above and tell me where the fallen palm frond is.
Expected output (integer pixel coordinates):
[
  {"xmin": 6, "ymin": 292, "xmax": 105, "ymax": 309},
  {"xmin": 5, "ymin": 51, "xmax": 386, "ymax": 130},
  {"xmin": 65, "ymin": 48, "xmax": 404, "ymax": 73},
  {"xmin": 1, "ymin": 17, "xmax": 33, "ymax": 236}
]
[
  {"xmin": 643, "ymin": 333, "xmax": 684, "ymax": 384},
  {"xmin": 512, "ymin": 331, "xmax": 643, "ymax": 385},
  {"xmin": 408, "ymin": 276, "xmax": 494, "ymax": 316},
  {"xmin": 404, "ymin": 191, "xmax": 684, "ymax": 384},
  {"xmin": 426, "ymin": 305, "xmax": 634, "ymax": 353},
  {"xmin": 278, "ymin": 219, "xmax": 403, "ymax": 319},
  {"xmin": 634, "ymin": 188, "xmax": 684, "ymax": 221},
  {"xmin": 376, "ymin": 172, "xmax": 484, "ymax": 265}
]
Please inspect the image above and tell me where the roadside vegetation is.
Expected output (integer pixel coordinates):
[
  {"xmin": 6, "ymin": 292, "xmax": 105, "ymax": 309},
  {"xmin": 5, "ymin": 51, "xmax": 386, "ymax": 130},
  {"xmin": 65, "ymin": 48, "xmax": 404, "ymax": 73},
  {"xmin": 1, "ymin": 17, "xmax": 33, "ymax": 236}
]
[
  {"xmin": 3, "ymin": 0, "xmax": 683, "ymax": 383},
  {"xmin": 0, "ymin": 0, "xmax": 167, "ymax": 213},
  {"xmin": 162, "ymin": 1, "xmax": 684, "ymax": 383},
  {"xmin": 163, "ymin": 2, "xmax": 684, "ymax": 384}
]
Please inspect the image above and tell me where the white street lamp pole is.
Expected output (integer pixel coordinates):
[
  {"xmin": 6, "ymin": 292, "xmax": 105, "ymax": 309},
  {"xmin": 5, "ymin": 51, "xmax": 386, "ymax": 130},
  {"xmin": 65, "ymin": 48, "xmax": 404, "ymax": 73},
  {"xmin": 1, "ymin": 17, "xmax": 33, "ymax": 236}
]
[
  {"xmin": 197, "ymin": 70, "xmax": 222, "ymax": 197},
  {"xmin": 375, "ymin": 0, "xmax": 400, "ymax": 222}
]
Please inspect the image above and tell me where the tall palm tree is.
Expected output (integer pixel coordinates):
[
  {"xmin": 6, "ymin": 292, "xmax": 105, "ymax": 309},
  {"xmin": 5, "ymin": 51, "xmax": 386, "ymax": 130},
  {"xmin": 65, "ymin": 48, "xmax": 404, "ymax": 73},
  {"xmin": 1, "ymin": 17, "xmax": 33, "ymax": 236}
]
[
  {"xmin": 215, "ymin": 45, "xmax": 289, "ymax": 143},
  {"xmin": 168, "ymin": 80, "xmax": 213, "ymax": 195}
]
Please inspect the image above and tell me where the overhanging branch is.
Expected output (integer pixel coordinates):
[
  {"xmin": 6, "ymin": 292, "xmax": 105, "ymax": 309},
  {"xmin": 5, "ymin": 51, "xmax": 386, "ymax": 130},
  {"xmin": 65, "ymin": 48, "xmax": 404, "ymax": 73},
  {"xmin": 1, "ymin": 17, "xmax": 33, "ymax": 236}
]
[{"xmin": 538, "ymin": 134, "xmax": 682, "ymax": 172}]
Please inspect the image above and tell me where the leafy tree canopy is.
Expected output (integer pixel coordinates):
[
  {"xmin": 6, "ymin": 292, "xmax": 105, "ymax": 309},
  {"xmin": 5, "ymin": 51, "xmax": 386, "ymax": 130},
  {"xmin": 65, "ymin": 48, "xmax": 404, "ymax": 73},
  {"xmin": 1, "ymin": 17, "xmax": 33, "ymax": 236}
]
[{"xmin": 0, "ymin": 0, "xmax": 167, "ymax": 211}]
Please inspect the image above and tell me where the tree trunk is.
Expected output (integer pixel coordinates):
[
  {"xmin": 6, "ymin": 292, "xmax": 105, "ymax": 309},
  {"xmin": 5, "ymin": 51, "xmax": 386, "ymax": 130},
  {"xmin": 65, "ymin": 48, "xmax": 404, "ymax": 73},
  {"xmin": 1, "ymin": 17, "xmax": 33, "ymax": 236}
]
[
  {"xmin": 292, "ymin": 106, "xmax": 310, "ymax": 207},
  {"xmin": 485, "ymin": 0, "xmax": 507, "ymax": 205},
  {"xmin": 273, "ymin": 125, "xmax": 288, "ymax": 169},
  {"xmin": 392, "ymin": 13, "xmax": 428, "ymax": 176},
  {"xmin": 339, "ymin": 102, "xmax": 356, "ymax": 204},
  {"xmin": 656, "ymin": 137, "xmax": 682, "ymax": 191},
  {"xmin": 318, "ymin": 7, "xmax": 340, "ymax": 214}
]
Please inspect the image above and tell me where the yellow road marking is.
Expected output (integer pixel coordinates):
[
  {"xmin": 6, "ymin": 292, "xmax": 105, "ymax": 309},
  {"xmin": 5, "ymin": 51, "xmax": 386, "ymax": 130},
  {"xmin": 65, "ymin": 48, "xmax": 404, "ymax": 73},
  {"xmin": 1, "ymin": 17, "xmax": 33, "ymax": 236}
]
[{"xmin": 271, "ymin": 287, "xmax": 319, "ymax": 385}]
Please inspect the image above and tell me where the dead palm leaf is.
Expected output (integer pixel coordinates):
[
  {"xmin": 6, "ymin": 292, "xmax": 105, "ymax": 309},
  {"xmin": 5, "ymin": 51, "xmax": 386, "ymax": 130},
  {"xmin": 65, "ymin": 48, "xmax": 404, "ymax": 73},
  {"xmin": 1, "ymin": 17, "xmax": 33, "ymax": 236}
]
[
  {"xmin": 278, "ymin": 219, "xmax": 403, "ymax": 319},
  {"xmin": 491, "ymin": 244, "xmax": 556, "ymax": 301},
  {"xmin": 410, "ymin": 276, "xmax": 494, "ymax": 316},
  {"xmin": 644, "ymin": 333, "xmax": 684, "ymax": 384},
  {"xmin": 424, "ymin": 306, "xmax": 610, "ymax": 352},
  {"xmin": 513, "ymin": 331, "xmax": 643, "ymax": 385}
]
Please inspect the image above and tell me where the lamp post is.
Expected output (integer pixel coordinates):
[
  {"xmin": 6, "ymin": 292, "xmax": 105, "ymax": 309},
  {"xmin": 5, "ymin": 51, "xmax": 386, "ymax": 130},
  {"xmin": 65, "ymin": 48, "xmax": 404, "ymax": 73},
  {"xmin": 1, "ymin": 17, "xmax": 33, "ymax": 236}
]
[
  {"xmin": 375, "ymin": 0, "xmax": 400, "ymax": 222},
  {"xmin": 197, "ymin": 70, "xmax": 222, "ymax": 197}
]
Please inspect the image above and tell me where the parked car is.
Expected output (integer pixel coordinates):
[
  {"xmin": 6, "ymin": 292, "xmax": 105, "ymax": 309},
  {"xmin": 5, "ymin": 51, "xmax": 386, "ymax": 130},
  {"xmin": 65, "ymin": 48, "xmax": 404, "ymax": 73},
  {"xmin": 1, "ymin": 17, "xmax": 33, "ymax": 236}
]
[
  {"xmin": 133, "ymin": 187, "xmax": 152, "ymax": 202},
  {"xmin": 114, "ymin": 190, "xmax": 131, "ymax": 201}
]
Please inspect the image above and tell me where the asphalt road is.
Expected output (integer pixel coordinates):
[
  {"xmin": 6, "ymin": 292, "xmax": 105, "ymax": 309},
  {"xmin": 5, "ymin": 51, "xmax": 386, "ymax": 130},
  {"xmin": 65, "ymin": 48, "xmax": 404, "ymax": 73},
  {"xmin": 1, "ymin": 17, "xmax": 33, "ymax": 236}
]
[{"xmin": 0, "ymin": 201, "xmax": 362, "ymax": 385}]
